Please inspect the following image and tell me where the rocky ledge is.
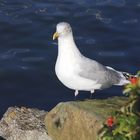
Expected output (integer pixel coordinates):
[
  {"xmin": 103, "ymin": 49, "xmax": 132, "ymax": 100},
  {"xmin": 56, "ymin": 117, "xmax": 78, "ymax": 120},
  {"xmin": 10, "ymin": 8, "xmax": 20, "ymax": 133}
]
[{"xmin": 0, "ymin": 97, "xmax": 129, "ymax": 140}]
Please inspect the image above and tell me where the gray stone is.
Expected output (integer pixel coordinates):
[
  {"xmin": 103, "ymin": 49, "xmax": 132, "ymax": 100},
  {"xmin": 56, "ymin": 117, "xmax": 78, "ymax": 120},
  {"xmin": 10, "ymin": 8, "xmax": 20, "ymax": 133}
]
[{"xmin": 0, "ymin": 107, "xmax": 52, "ymax": 140}]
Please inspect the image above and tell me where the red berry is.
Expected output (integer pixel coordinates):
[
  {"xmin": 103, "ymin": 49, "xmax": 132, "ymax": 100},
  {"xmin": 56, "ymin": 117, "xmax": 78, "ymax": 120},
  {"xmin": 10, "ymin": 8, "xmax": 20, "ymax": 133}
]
[
  {"xmin": 106, "ymin": 116, "xmax": 114, "ymax": 127},
  {"xmin": 129, "ymin": 77, "xmax": 138, "ymax": 85}
]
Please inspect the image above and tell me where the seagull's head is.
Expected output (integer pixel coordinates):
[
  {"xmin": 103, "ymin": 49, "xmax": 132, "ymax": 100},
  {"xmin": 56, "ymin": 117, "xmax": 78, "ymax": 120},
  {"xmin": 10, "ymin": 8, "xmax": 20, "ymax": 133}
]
[{"xmin": 53, "ymin": 22, "xmax": 72, "ymax": 40}]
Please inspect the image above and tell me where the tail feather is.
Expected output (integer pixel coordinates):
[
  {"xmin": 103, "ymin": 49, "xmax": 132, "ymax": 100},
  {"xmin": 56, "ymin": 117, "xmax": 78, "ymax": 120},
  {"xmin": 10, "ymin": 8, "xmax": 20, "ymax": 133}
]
[
  {"xmin": 106, "ymin": 66, "xmax": 136, "ymax": 86},
  {"xmin": 122, "ymin": 72, "xmax": 137, "ymax": 80},
  {"xmin": 116, "ymin": 72, "xmax": 136, "ymax": 86}
]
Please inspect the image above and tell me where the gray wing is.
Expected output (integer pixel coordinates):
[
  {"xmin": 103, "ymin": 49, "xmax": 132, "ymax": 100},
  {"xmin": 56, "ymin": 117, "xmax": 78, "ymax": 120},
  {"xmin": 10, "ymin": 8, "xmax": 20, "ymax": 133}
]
[{"xmin": 78, "ymin": 56, "xmax": 121, "ymax": 89}]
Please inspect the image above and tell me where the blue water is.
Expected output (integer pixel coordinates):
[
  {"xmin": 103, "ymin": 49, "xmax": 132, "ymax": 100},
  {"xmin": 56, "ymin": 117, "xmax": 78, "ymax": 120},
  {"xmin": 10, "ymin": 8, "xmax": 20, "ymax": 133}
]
[{"xmin": 0, "ymin": 0, "xmax": 140, "ymax": 117}]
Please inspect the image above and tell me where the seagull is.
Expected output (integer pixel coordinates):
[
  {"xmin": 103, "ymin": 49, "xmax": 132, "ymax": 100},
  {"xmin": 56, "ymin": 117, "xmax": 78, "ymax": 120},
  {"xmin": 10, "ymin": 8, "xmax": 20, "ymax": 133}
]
[{"xmin": 53, "ymin": 22, "xmax": 132, "ymax": 97}]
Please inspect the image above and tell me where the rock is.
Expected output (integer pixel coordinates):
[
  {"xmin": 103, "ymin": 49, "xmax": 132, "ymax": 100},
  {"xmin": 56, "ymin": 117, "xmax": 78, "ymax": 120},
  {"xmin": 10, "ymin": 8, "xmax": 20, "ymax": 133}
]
[
  {"xmin": 0, "ymin": 97, "xmax": 130, "ymax": 140},
  {"xmin": 45, "ymin": 96, "xmax": 129, "ymax": 140},
  {"xmin": 0, "ymin": 107, "xmax": 52, "ymax": 140}
]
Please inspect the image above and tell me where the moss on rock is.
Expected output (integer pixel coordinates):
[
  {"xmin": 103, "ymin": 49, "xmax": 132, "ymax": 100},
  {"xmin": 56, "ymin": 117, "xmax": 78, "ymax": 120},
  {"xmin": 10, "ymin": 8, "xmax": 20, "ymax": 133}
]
[{"xmin": 45, "ymin": 96, "xmax": 128, "ymax": 140}]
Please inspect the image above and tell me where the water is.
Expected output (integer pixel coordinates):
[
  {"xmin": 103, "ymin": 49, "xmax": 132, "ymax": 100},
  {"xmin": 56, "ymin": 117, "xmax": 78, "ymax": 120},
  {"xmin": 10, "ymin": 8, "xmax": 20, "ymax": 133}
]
[{"xmin": 0, "ymin": 0, "xmax": 140, "ymax": 117}]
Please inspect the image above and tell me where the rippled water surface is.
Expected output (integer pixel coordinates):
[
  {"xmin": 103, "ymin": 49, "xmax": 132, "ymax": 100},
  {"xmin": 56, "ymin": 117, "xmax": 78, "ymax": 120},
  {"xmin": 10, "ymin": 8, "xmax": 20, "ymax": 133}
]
[{"xmin": 0, "ymin": 0, "xmax": 140, "ymax": 116}]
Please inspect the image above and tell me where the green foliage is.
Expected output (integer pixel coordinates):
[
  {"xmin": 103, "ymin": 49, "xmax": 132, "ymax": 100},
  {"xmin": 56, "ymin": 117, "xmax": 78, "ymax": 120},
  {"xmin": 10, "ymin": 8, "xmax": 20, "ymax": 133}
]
[{"xmin": 98, "ymin": 71, "xmax": 140, "ymax": 140}]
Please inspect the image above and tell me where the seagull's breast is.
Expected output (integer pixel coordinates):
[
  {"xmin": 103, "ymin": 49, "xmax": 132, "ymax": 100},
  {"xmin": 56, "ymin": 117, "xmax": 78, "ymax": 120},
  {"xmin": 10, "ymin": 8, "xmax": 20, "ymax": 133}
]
[
  {"xmin": 55, "ymin": 53, "xmax": 80, "ymax": 87},
  {"xmin": 55, "ymin": 39, "xmax": 81, "ymax": 81}
]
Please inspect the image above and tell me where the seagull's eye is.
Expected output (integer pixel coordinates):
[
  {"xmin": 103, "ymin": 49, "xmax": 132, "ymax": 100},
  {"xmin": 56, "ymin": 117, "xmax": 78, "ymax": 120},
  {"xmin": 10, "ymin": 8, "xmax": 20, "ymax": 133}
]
[
  {"xmin": 64, "ymin": 27, "xmax": 71, "ymax": 33},
  {"xmin": 64, "ymin": 27, "xmax": 67, "ymax": 31}
]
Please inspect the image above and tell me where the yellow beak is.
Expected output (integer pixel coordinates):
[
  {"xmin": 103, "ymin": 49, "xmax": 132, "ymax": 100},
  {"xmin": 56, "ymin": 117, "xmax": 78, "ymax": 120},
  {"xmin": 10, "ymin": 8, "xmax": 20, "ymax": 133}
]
[{"xmin": 53, "ymin": 32, "xmax": 59, "ymax": 40}]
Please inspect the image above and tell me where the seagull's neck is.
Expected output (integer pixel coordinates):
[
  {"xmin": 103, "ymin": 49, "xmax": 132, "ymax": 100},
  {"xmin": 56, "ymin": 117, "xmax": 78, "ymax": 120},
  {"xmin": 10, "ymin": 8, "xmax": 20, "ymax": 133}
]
[{"xmin": 57, "ymin": 33, "xmax": 81, "ymax": 58}]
